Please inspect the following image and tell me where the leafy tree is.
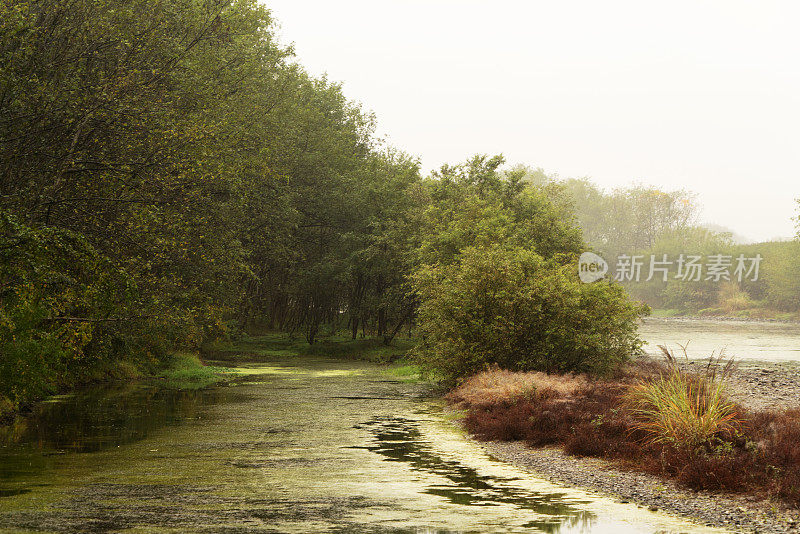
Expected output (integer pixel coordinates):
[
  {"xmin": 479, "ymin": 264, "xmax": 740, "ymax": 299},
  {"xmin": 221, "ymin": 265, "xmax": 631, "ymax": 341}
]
[
  {"xmin": 0, "ymin": 211, "xmax": 134, "ymax": 404},
  {"xmin": 410, "ymin": 156, "xmax": 645, "ymax": 381},
  {"xmin": 561, "ymin": 180, "xmax": 698, "ymax": 259},
  {"xmin": 413, "ymin": 245, "xmax": 645, "ymax": 382}
]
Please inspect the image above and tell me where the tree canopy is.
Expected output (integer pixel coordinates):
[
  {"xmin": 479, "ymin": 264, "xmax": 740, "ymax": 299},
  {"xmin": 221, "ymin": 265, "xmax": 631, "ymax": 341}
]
[{"xmin": 1, "ymin": 0, "xmax": 651, "ymax": 405}]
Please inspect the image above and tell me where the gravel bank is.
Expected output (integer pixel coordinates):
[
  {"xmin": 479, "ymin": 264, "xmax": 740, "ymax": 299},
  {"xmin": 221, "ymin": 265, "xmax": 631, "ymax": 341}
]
[
  {"xmin": 458, "ymin": 360, "xmax": 800, "ymax": 533},
  {"xmin": 478, "ymin": 440, "xmax": 799, "ymax": 533},
  {"xmin": 703, "ymin": 359, "xmax": 800, "ymax": 412}
]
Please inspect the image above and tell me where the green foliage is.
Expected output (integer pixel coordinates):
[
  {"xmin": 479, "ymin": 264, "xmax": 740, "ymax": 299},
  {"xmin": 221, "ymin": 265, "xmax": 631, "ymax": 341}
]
[
  {"xmin": 414, "ymin": 156, "xmax": 582, "ymax": 266},
  {"xmin": 561, "ymin": 180, "xmax": 800, "ymax": 315},
  {"xmin": 409, "ymin": 159, "xmax": 644, "ymax": 382},
  {"xmin": 381, "ymin": 361, "xmax": 422, "ymax": 382},
  {"xmin": 300, "ymin": 337, "xmax": 413, "ymax": 363},
  {"xmin": 413, "ymin": 244, "xmax": 646, "ymax": 382},
  {"xmin": 0, "ymin": 212, "xmax": 135, "ymax": 405},
  {"xmin": 0, "ymin": 0, "xmax": 650, "ymax": 411},
  {"xmin": 629, "ymin": 236, "xmax": 800, "ymax": 314},
  {"xmin": 561, "ymin": 179, "xmax": 698, "ymax": 259},
  {"xmin": 748, "ymin": 240, "xmax": 800, "ymax": 312},
  {"xmin": 627, "ymin": 227, "xmax": 734, "ymax": 311},
  {"xmin": 0, "ymin": 0, "xmax": 421, "ymax": 408}
]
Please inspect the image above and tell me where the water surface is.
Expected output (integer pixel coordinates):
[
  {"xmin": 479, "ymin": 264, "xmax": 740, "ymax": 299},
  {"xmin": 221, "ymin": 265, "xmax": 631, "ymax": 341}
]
[
  {"xmin": 0, "ymin": 353, "xmax": 728, "ymax": 533},
  {"xmin": 640, "ymin": 317, "xmax": 800, "ymax": 362}
]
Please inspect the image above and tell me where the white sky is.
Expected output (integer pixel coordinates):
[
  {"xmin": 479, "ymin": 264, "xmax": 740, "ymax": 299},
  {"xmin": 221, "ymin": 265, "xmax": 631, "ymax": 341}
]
[{"xmin": 265, "ymin": 0, "xmax": 800, "ymax": 242}]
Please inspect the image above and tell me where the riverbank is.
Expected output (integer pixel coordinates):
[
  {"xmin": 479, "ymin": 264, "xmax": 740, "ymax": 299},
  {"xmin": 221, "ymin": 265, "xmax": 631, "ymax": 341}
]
[
  {"xmin": 202, "ymin": 333, "xmax": 421, "ymax": 381},
  {"xmin": 478, "ymin": 441, "xmax": 799, "ymax": 533},
  {"xmin": 0, "ymin": 351, "xmax": 235, "ymax": 425},
  {"xmin": 651, "ymin": 308, "xmax": 800, "ymax": 324},
  {"xmin": 1, "ymin": 333, "xmax": 420, "ymax": 426},
  {"xmin": 6, "ymin": 331, "xmax": 799, "ymax": 531},
  {"xmin": 449, "ymin": 360, "xmax": 800, "ymax": 533}
]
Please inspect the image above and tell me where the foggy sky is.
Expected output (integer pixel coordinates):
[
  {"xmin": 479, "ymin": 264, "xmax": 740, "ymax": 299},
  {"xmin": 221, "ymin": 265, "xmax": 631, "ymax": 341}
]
[{"xmin": 266, "ymin": 0, "xmax": 800, "ymax": 242}]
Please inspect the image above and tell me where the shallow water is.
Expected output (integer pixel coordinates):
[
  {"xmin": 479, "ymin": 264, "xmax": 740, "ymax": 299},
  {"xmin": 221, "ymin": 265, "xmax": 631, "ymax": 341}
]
[
  {"xmin": 640, "ymin": 317, "xmax": 800, "ymax": 362},
  {"xmin": 0, "ymin": 354, "xmax": 727, "ymax": 533}
]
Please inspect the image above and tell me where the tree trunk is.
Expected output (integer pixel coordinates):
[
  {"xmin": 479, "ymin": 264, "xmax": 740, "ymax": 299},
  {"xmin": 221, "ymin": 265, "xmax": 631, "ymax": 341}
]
[
  {"xmin": 383, "ymin": 307, "xmax": 413, "ymax": 345},
  {"xmin": 377, "ymin": 308, "xmax": 386, "ymax": 337}
]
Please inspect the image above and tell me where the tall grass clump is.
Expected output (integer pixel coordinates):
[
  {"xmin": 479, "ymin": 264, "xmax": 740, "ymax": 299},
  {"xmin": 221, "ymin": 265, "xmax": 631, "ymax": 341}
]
[
  {"xmin": 624, "ymin": 349, "xmax": 741, "ymax": 450},
  {"xmin": 625, "ymin": 371, "xmax": 741, "ymax": 448}
]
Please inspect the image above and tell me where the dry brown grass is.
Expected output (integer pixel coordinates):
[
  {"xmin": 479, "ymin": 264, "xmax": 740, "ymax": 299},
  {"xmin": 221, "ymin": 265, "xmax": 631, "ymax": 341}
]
[
  {"xmin": 451, "ymin": 361, "xmax": 800, "ymax": 506},
  {"xmin": 446, "ymin": 366, "xmax": 588, "ymax": 408}
]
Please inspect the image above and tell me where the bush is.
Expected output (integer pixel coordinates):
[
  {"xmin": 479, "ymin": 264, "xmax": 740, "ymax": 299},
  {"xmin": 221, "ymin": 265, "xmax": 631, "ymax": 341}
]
[
  {"xmin": 717, "ymin": 282, "xmax": 754, "ymax": 314},
  {"xmin": 749, "ymin": 409, "xmax": 800, "ymax": 503},
  {"xmin": 0, "ymin": 212, "xmax": 134, "ymax": 406},
  {"xmin": 412, "ymin": 244, "xmax": 647, "ymax": 382}
]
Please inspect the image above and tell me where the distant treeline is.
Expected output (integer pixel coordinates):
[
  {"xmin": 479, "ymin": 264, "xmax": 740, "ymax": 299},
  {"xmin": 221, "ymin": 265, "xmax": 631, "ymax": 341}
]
[{"xmin": 554, "ymin": 176, "xmax": 800, "ymax": 316}]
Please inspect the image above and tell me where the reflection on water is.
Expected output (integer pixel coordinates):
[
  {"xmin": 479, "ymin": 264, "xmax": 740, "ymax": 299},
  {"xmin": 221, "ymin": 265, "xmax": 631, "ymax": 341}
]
[
  {"xmin": 640, "ymin": 317, "xmax": 800, "ymax": 362},
  {"xmin": 0, "ymin": 384, "xmax": 243, "ymax": 453},
  {"xmin": 357, "ymin": 416, "xmax": 595, "ymax": 533}
]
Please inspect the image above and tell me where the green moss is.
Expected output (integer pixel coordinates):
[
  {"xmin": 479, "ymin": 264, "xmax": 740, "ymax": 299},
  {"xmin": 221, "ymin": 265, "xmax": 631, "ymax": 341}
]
[
  {"xmin": 381, "ymin": 361, "xmax": 423, "ymax": 382},
  {"xmin": 154, "ymin": 352, "xmax": 236, "ymax": 390}
]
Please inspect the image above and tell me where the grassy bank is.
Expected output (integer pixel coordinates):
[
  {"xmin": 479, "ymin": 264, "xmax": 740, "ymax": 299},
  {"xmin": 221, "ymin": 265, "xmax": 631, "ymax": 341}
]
[
  {"xmin": 152, "ymin": 352, "xmax": 236, "ymax": 390},
  {"xmin": 449, "ymin": 361, "xmax": 800, "ymax": 507}
]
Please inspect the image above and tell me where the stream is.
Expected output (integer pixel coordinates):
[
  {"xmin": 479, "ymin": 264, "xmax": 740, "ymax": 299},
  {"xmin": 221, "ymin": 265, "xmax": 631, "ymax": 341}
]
[{"xmin": 0, "ymin": 351, "xmax": 731, "ymax": 533}]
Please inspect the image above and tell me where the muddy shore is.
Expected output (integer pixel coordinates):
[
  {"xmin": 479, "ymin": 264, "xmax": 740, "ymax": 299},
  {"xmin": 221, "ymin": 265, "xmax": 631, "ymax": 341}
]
[{"xmin": 459, "ymin": 359, "xmax": 800, "ymax": 533}]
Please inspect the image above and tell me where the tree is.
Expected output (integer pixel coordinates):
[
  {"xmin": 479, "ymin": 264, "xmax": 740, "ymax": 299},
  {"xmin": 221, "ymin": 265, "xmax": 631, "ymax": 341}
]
[
  {"xmin": 413, "ymin": 245, "xmax": 645, "ymax": 382},
  {"xmin": 410, "ymin": 155, "xmax": 646, "ymax": 382}
]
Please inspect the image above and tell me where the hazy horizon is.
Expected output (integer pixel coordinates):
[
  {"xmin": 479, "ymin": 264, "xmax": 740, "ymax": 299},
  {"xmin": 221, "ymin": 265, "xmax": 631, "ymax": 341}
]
[{"xmin": 266, "ymin": 0, "xmax": 799, "ymax": 243}]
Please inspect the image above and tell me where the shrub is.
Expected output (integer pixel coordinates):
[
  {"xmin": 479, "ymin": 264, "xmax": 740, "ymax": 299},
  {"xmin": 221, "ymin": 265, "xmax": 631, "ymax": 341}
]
[
  {"xmin": 717, "ymin": 282, "xmax": 754, "ymax": 313},
  {"xmin": 464, "ymin": 401, "xmax": 542, "ymax": 442},
  {"xmin": 749, "ymin": 409, "xmax": 800, "ymax": 504},
  {"xmin": 462, "ymin": 377, "xmax": 642, "ymax": 455},
  {"xmin": 413, "ymin": 244, "xmax": 647, "ymax": 382},
  {"xmin": 0, "ymin": 213, "xmax": 134, "ymax": 406},
  {"xmin": 662, "ymin": 446, "xmax": 755, "ymax": 491}
]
